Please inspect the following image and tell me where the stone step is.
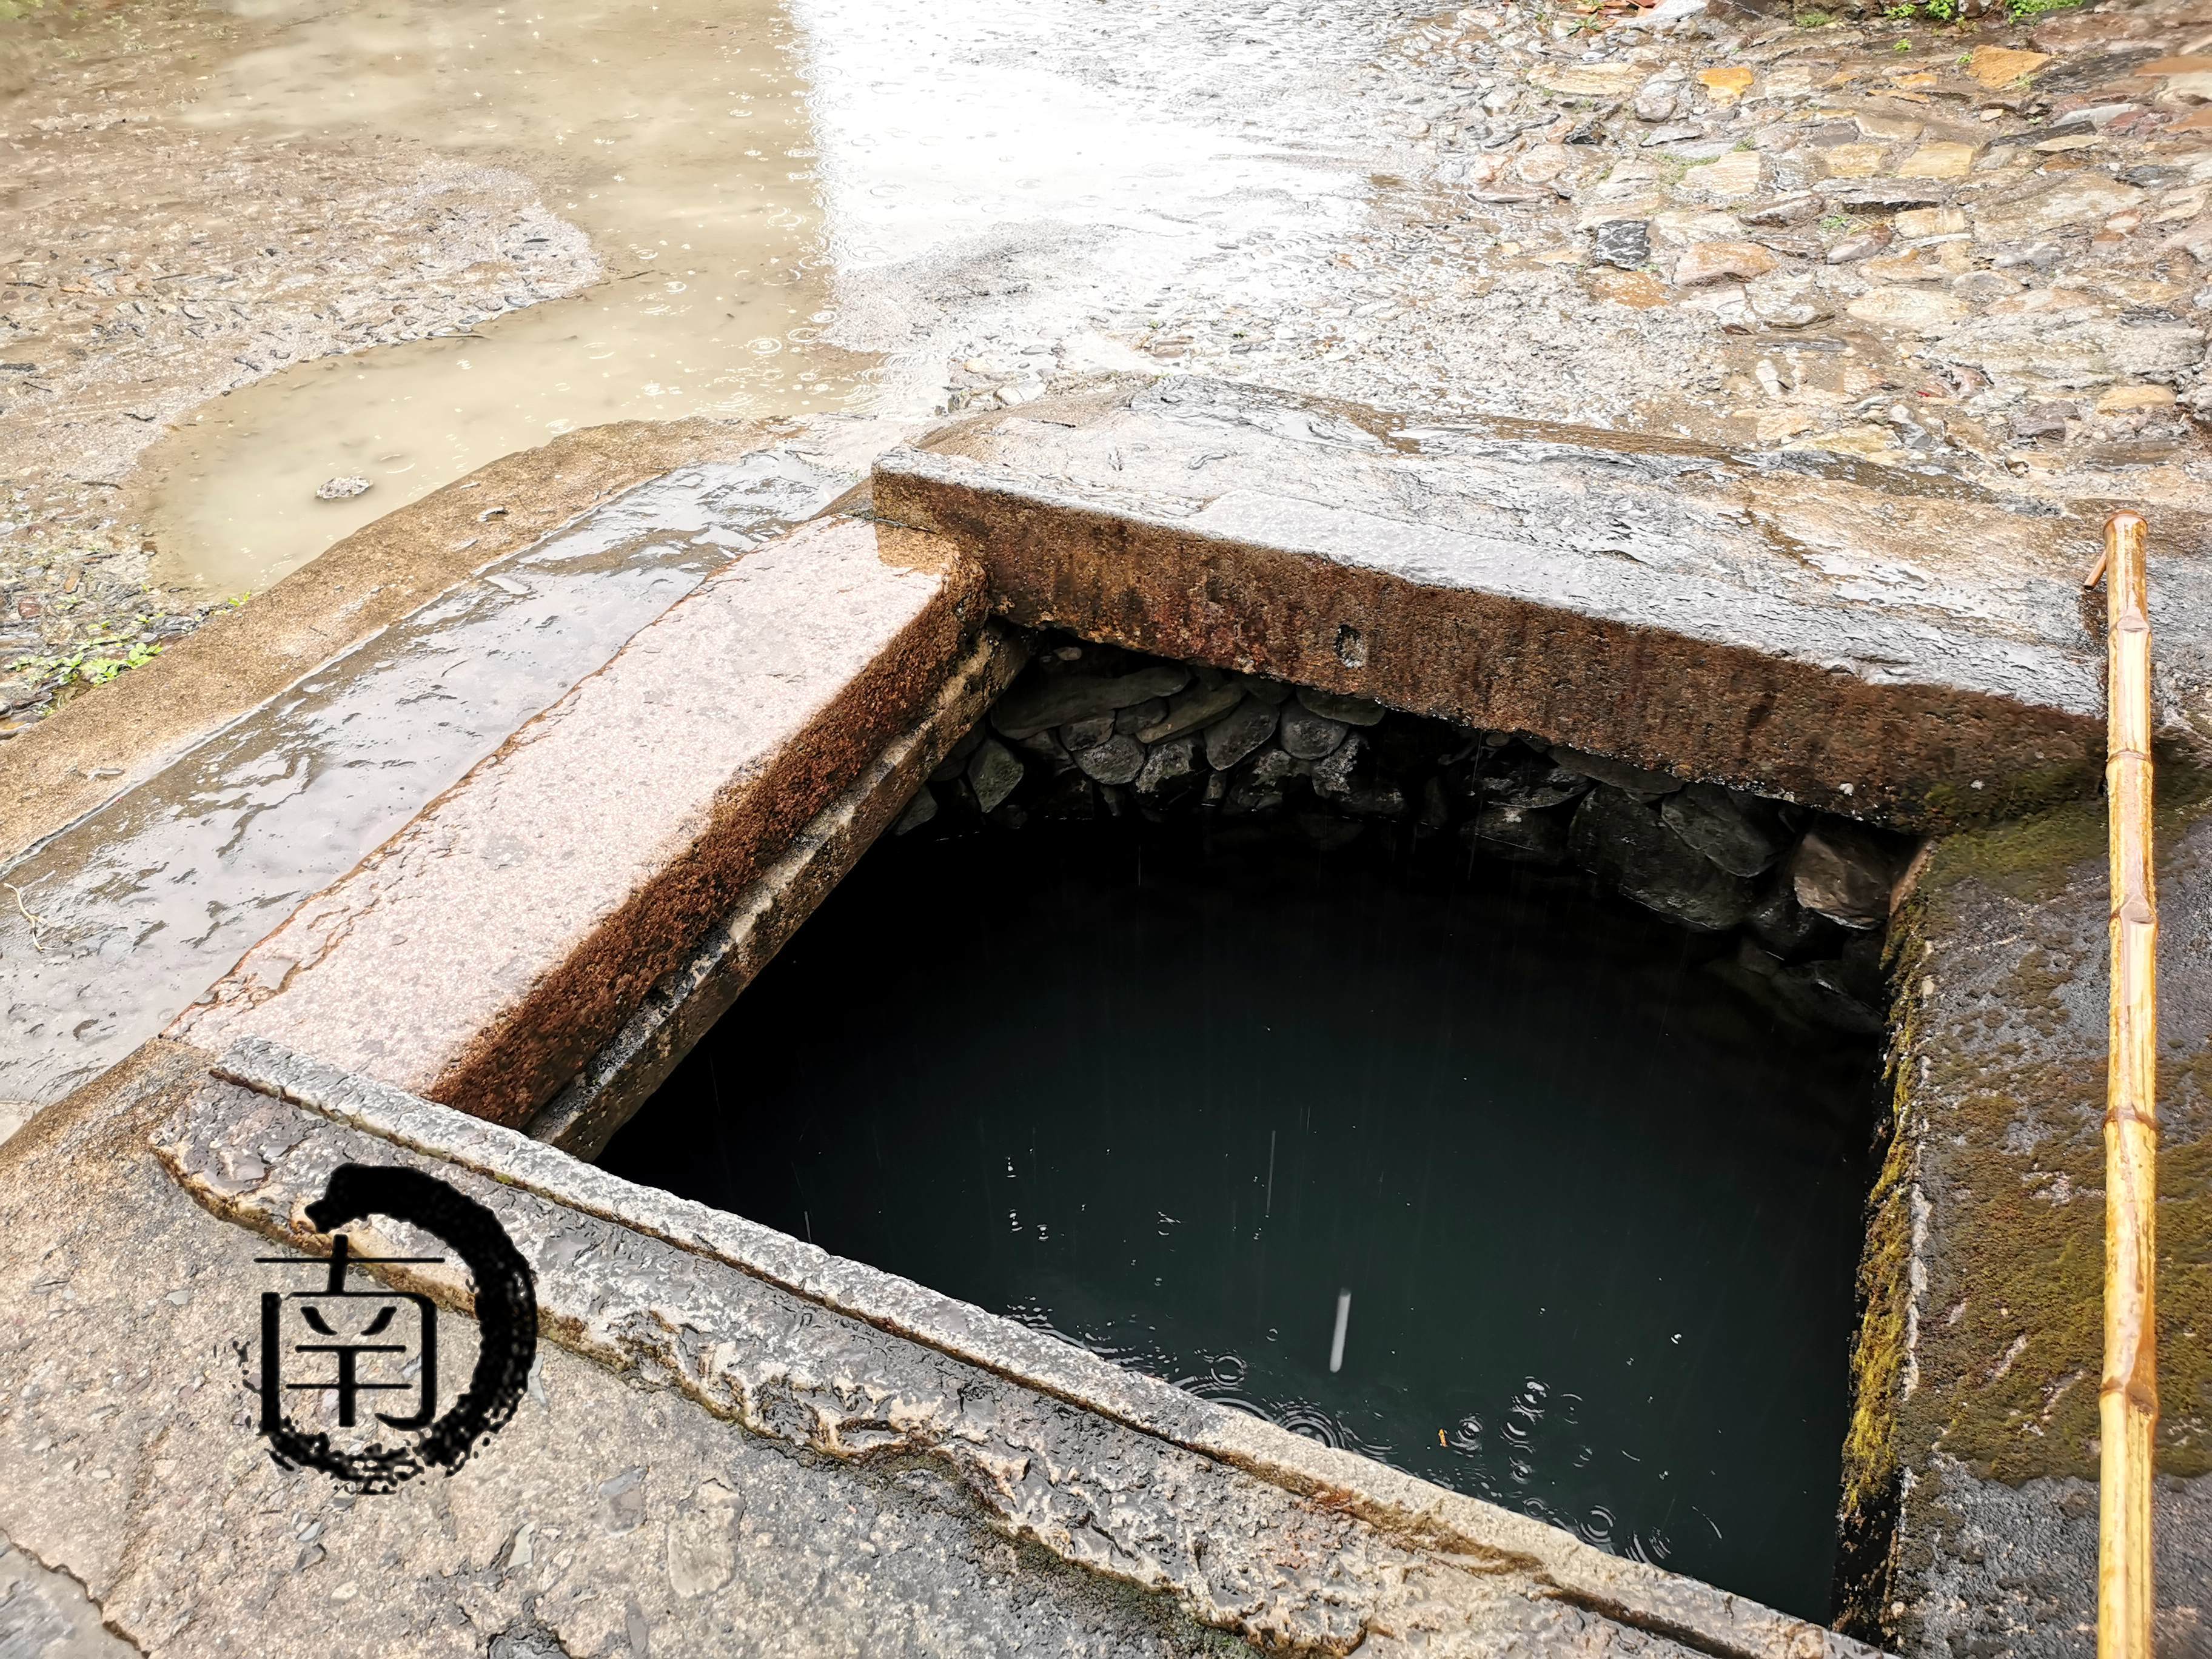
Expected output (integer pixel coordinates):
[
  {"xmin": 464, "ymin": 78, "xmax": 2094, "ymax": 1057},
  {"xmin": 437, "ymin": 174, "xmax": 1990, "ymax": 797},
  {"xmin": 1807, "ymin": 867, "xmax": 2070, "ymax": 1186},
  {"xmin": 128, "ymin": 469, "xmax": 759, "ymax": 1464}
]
[{"xmin": 871, "ymin": 377, "xmax": 2209, "ymax": 830}]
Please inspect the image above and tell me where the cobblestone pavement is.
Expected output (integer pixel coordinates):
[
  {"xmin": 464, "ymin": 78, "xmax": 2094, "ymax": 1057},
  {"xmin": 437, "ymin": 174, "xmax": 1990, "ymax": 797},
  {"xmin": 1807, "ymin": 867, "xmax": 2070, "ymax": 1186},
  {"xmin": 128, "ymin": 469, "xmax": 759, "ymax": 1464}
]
[
  {"xmin": 913, "ymin": 0, "xmax": 2210, "ymax": 501},
  {"xmin": 1366, "ymin": 0, "xmax": 2212, "ymax": 474},
  {"xmin": 933, "ymin": 0, "xmax": 2212, "ymax": 473}
]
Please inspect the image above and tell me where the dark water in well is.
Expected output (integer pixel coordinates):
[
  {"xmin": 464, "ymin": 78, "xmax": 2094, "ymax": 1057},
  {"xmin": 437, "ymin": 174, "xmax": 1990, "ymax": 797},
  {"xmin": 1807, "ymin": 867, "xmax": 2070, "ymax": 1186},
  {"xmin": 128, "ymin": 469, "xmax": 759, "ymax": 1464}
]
[{"xmin": 603, "ymin": 816, "xmax": 1877, "ymax": 1619}]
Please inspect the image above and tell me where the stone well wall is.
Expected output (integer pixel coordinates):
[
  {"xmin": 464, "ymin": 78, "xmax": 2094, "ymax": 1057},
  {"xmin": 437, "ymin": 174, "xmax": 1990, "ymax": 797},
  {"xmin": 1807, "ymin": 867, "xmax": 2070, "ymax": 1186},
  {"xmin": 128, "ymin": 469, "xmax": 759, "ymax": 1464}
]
[{"xmin": 897, "ymin": 630, "xmax": 1917, "ymax": 1041}]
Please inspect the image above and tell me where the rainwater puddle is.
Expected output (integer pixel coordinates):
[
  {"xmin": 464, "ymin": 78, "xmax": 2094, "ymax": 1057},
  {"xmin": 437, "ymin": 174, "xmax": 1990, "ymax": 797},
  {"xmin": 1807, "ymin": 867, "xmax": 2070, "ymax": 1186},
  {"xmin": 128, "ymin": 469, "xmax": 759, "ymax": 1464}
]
[
  {"xmin": 789, "ymin": 0, "xmax": 1385, "ymax": 409},
  {"xmin": 139, "ymin": 0, "xmax": 866, "ymax": 593},
  {"xmin": 603, "ymin": 813, "xmax": 1879, "ymax": 1620}
]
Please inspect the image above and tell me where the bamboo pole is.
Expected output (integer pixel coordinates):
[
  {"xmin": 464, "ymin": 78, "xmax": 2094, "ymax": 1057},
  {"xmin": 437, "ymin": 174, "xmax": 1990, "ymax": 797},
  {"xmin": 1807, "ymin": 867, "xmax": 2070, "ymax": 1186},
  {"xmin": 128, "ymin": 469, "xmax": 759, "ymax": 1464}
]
[{"xmin": 2091, "ymin": 510, "xmax": 2157, "ymax": 1659}]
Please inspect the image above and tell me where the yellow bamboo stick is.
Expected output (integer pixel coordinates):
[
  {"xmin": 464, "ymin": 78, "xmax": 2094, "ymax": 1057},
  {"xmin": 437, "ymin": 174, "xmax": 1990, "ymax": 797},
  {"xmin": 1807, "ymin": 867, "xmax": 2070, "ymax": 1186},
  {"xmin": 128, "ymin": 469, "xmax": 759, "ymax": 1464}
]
[{"xmin": 2093, "ymin": 510, "xmax": 2157, "ymax": 1659}]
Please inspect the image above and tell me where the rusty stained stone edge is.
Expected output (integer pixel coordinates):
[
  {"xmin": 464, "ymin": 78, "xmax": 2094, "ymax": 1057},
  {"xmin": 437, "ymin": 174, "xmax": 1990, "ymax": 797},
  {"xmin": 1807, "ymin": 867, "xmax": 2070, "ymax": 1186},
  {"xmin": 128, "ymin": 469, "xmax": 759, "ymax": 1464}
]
[
  {"xmin": 523, "ymin": 621, "xmax": 1030, "ymax": 1158},
  {"xmin": 868, "ymin": 451, "xmax": 2103, "ymax": 834},
  {"xmin": 418, "ymin": 523, "xmax": 991, "ymax": 1124},
  {"xmin": 169, "ymin": 518, "xmax": 992, "ymax": 1130},
  {"xmin": 207, "ymin": 1036, "xmax": 1886, "ymax": 1659}
]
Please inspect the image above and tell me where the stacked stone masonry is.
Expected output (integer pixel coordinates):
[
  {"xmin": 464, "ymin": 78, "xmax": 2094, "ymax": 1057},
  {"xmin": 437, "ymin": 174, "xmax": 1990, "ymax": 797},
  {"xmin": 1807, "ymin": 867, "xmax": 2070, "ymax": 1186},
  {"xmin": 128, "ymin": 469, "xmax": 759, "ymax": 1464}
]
[{"xmin": 901, "ymin": 631, "xmax": 1912, "ymax": 1037}]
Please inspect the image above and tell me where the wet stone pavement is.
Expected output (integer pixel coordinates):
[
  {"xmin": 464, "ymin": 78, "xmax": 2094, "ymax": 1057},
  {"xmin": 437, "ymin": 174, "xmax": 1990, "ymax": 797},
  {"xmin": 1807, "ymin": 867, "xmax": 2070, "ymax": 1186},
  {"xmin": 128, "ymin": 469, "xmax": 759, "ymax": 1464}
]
[
  {"xmin": 911, "ymin": 0, "xmax": 2212, "ymax": 497},
  {"xmin": 1369, "ymin": 0, "xmax": 2212, "ymax": 478},
  {"xmin": 0, "ymin": 451, "xmax": 854, "ymax": 1119},
  {"xmin": 7, "ymin": 0, "xmax": 2212, "ymax": 728}
]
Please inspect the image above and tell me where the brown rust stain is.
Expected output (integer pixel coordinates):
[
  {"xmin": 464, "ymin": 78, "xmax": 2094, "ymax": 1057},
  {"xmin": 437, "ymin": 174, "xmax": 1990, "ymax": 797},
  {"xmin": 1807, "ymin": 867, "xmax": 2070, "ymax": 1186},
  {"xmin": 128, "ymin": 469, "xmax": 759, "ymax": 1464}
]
[
  {"xmin": 869, "ymin": 520, "xmax": 971, "ymax": 579},
  {"xmin": 424, "ymin": 554, "xmax": 990, "ymax": 1126},
  {"xmin": 877, "ymin": 465, "xmax": 2099, "ymax": 831}
]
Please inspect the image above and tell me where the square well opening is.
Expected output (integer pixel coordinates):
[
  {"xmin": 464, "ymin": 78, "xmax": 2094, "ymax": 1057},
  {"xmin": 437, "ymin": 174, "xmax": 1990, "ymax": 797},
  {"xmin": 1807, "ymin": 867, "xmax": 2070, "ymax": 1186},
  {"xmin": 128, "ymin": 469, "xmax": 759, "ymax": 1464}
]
[{"xmin": 598, "ymin": 632, "xmax": 1909, "ymax": 1623}]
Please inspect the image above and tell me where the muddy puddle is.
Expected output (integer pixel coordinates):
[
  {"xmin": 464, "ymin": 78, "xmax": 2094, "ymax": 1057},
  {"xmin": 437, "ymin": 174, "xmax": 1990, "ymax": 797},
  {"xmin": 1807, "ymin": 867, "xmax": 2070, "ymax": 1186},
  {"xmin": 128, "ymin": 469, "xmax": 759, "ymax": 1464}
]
[
  {"xmin": 131, "ymin": 0, "xmax": 1416, "ymax": 595},
  {"xmin": 139, "ymin": 0, "xmax": 868, "ymax": 593}
]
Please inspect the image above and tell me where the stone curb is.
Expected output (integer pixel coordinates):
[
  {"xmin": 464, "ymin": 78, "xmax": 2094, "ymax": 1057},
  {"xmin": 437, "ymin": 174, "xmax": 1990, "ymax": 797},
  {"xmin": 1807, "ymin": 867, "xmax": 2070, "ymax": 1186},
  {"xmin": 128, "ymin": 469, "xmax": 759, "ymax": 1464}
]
[
  {"xmin": 0, "ymin": 451, "xmax": 860, "ymax": 1113},
  {"xmin": 167, "ymin": 515, "xmax": 989, "ymax": 1128},
  {"xmin": 525, "ymin": 621, "xmax": 1030, "ymax": 1157},
  {"xmin": 204, "ymin": 1036, "xmax": 1885, "ymax": 1659}
]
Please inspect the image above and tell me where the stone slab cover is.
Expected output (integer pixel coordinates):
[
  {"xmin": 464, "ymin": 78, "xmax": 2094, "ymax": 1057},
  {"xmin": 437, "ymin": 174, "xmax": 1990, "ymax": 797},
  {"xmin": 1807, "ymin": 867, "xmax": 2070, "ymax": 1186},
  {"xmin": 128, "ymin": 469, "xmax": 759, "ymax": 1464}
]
[
  {"xmin": 170, "ymin": 517, "xmax": 985, "ymax": 1128},
  {"xmin": 872, "ymin": 377, "xmax": 2212, "ymax": 829}
]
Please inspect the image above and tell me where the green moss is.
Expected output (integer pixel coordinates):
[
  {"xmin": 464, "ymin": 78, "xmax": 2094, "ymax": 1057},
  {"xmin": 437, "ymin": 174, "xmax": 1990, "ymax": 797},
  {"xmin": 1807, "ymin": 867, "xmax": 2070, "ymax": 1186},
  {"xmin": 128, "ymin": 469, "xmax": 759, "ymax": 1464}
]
[
  {"xmin": 1915, "ymin": 756, "xmax": 2100, "ymax": 840},
  {"xmin": 1918, "ymin": 765, "xmax": 2212, "ymax": 906},
  {"xmin": 1840, "ymin": 780, "xmax": 2212, "ymax": 1642},
  {"xmin": 1840, "ymin": 1090, "xmax": 1916, "ymax": 1518},
  {"xmin": 1915, "ymin": 798, "xmax": 2101, "ymax": 903},
  {"xmin": 1836, "ymin": 962, "xmax": 1934, "ymax": 1638},
  {"xmin": 1921, "ymin": 1094, "xmax": 2212, "ymax": 1484},
  {"xmin": 1872, "ymin": 0, "xmax": 2073, "ymax": 18},
  {"xmin": 1859, "ymin": 782, "xmax": 2212, "ymax": 1492}
]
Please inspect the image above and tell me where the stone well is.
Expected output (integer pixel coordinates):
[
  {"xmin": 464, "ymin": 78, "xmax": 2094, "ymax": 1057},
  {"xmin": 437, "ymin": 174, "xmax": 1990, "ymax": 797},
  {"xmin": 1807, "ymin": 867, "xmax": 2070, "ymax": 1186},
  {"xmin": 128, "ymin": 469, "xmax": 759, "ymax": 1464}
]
[{"xmin": 4, "ymin": 377, "xmax": 2208, "ymax": 1657}]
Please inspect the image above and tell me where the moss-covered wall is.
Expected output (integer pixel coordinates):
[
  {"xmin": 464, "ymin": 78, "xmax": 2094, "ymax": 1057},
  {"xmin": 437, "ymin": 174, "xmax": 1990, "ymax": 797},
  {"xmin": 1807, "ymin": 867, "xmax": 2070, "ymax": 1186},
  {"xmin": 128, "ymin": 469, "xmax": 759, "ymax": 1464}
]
[{"xmin": 1835, "ymin": 770, "xmax": 2212, "ymax": 1643}]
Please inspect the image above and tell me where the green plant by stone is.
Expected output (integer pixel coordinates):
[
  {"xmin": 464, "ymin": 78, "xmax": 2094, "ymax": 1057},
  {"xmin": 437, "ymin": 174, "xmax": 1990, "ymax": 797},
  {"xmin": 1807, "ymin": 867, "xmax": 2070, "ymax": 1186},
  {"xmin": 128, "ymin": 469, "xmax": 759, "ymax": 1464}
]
[
  {"xmin": 1873, "ymin": 0, "xmax": 2083, "ymax": 19},
  {"xmin": 10, "ymin": 591, "xmax": 248, "ymax": 699},
  {"xmin": 18, "ymin": 629, "xmax": 164, "ymax": 688}
]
